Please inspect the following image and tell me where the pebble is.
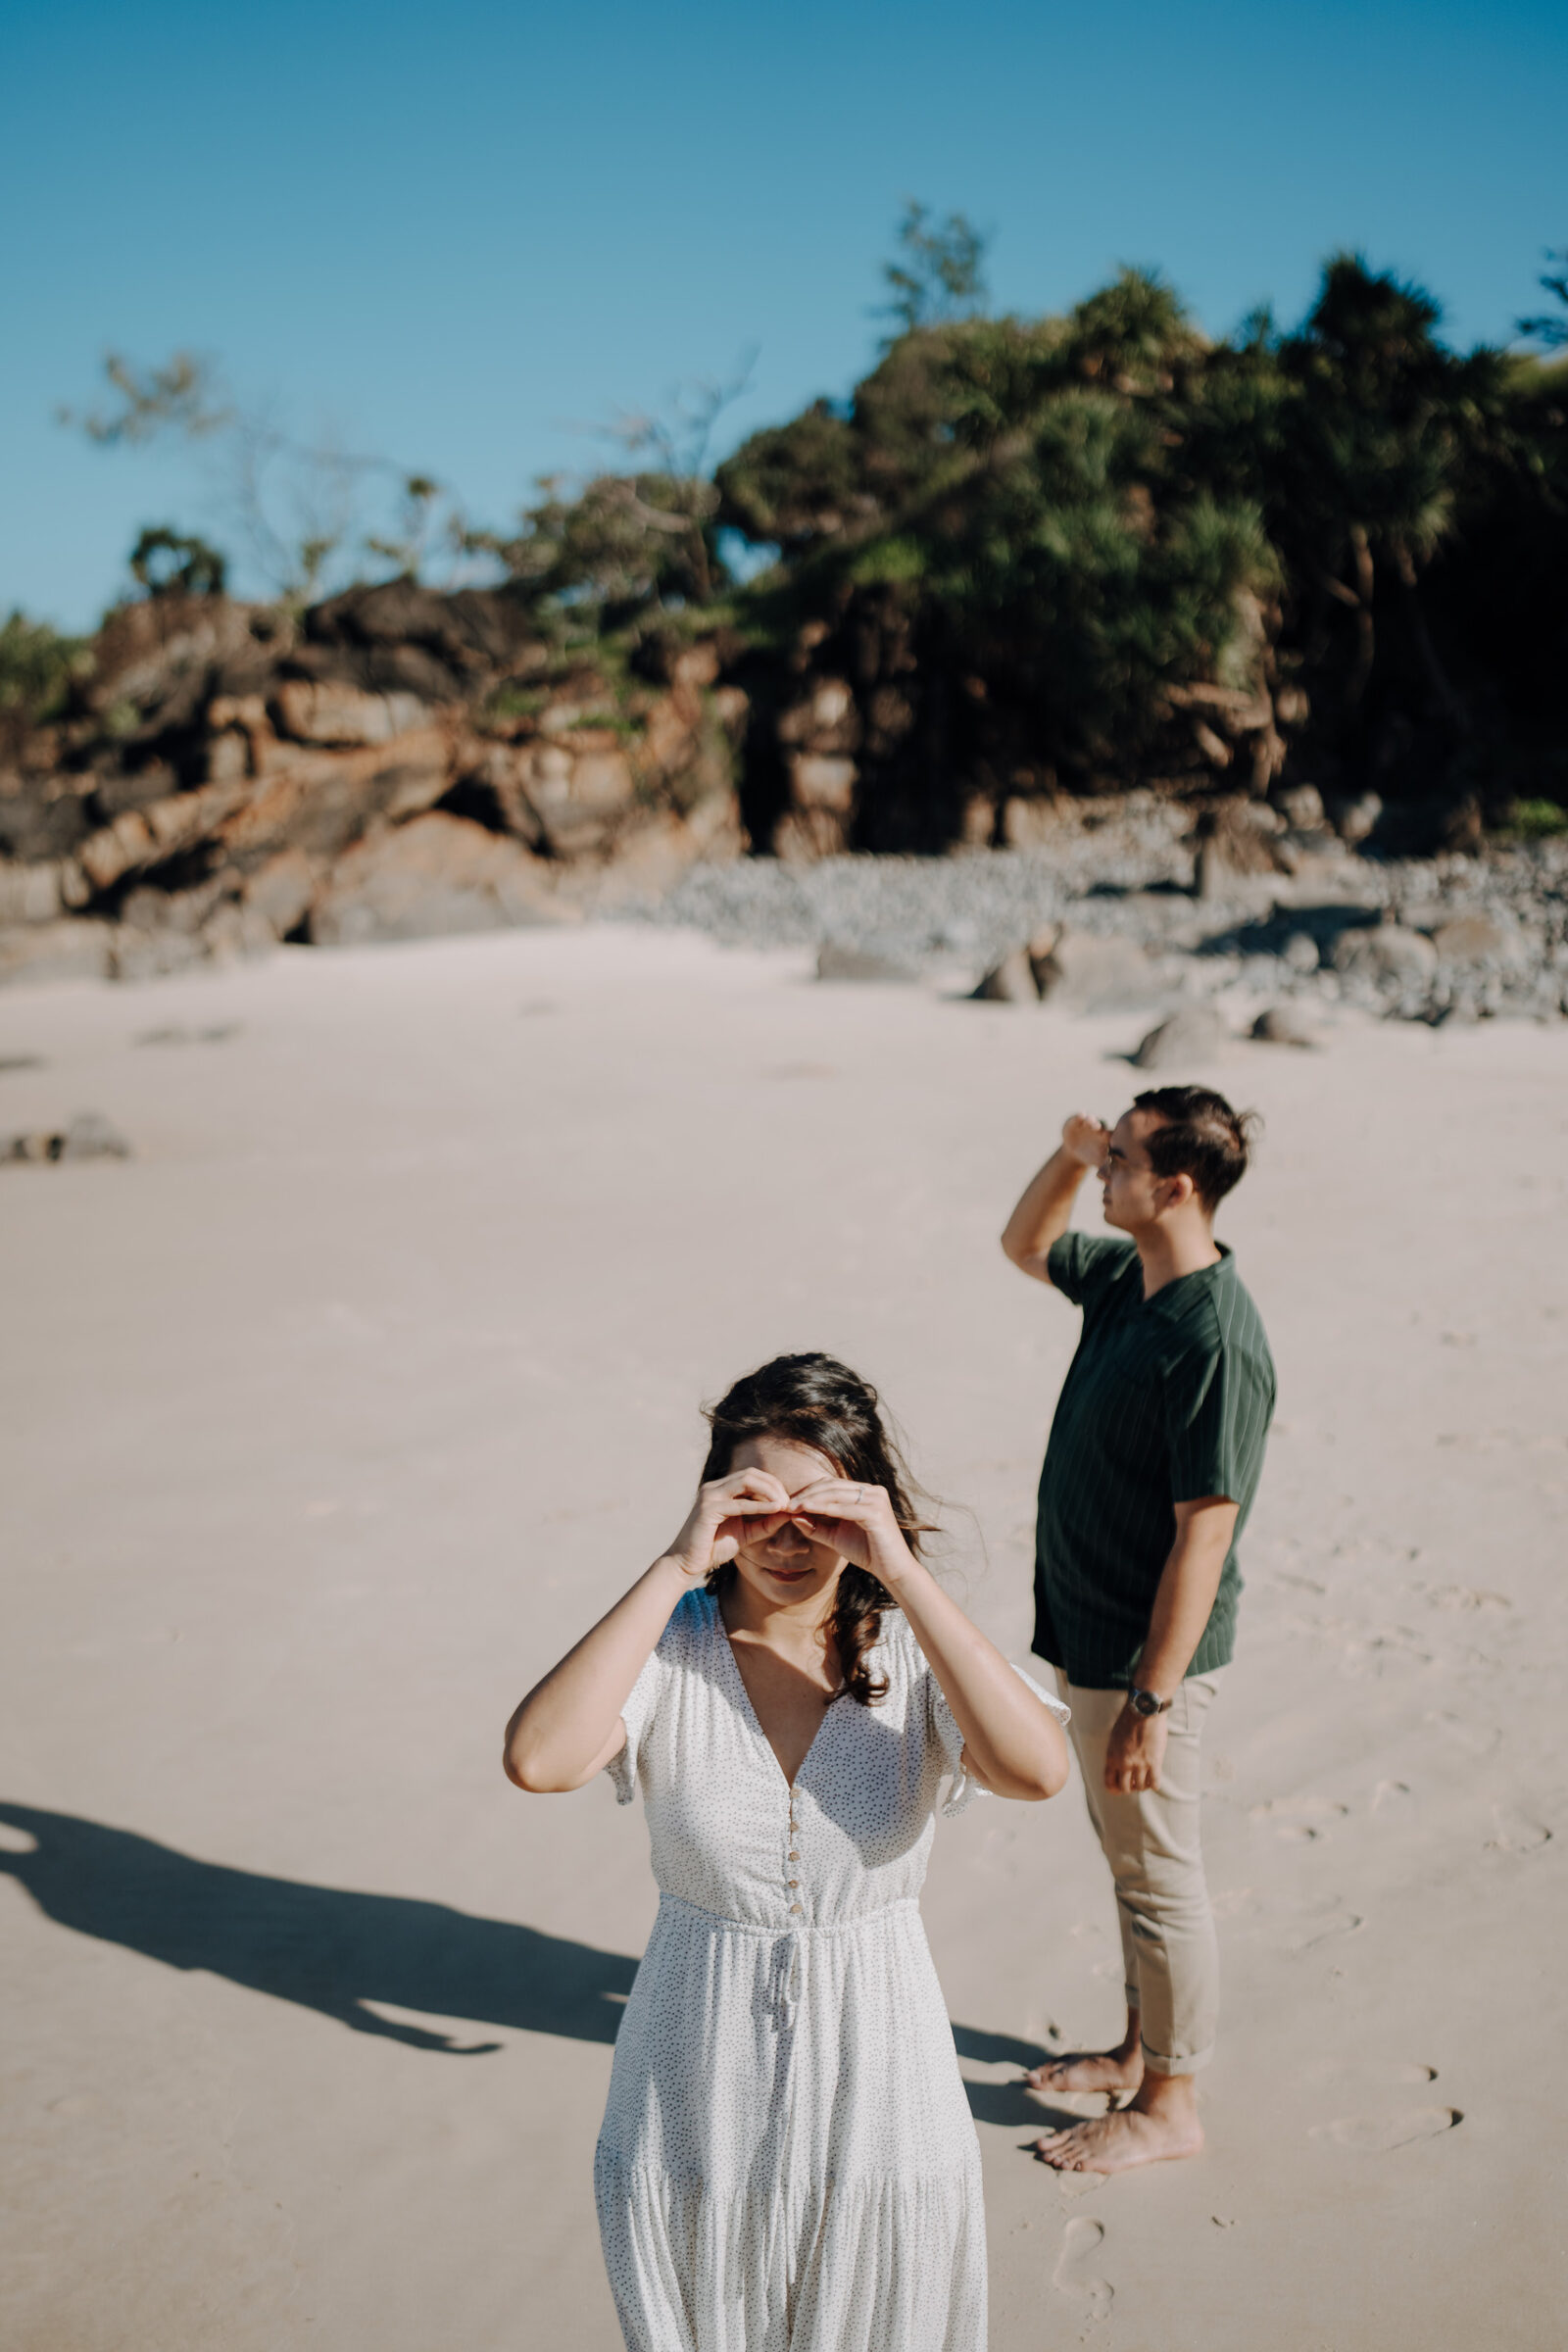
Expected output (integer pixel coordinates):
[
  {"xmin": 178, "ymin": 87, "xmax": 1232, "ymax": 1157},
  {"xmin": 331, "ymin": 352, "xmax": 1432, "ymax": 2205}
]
[{"xmin": 626, "ymin": 826, "xmax": 1568, "ymax": 1029}]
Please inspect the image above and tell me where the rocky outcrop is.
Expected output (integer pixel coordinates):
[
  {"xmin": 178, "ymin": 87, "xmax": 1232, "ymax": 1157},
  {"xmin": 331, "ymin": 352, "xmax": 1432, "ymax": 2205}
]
[{"xmin": 0, "ymin": 586, "xmax": 748, "ymax": 984}]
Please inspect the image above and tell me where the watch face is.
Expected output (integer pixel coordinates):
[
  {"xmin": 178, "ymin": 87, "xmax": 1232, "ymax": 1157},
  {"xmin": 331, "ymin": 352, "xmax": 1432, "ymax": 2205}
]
[{"xmin": 1131, "ymin": 1690, "xmax": 1154, "ymax": 1716}]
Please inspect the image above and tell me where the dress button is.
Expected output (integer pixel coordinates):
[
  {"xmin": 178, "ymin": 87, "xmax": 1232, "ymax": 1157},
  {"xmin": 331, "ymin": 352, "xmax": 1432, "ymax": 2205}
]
[
  {"xmin": 789, "ymin": 1850, "xmax": 800, "ymax": 1862},
  {"xmin": 789, "ymin": 1903, "xmax": 804, "ymax": 1917},
  {"xmin": 787, "ymin": 1879, "xmax": 799, "ymax": 1889}
]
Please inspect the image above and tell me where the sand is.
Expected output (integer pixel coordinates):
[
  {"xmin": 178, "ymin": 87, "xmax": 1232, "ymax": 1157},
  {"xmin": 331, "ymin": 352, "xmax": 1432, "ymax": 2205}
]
[{"xmin": 1, "ymin": 925, "xmax": 1563, "ymax": 2352}]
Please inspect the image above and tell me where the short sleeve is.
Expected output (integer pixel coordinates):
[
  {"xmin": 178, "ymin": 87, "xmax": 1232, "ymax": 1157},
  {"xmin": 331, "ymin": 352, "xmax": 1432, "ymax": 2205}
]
[
  {"xmin": 605, "ymin": 1646, "xmax": 664, "ymax": 1806},
  {"xmin": 1163, "ymin": 1339, "xmax": 1274, "ymax": 1505},
  {"xmin": 929, "ymin": 1663, "xmax": 1070, "ymax": 1818},
  {"xmin": 1047, "ymin": 1232, "xmax": 1137, "ymax": 1309}
]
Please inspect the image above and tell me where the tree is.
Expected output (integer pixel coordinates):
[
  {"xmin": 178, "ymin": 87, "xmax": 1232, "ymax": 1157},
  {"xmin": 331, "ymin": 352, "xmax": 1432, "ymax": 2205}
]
[
  {"xmin": 127, "ymin": 525, "xmax": 227, "ymax": 599},
  {"xmin": 876, "ymin": 202, "xmax": 989, "ymax": 336},
  {"xmin": 59, "ymin": 350, "xmax": 462, "ymax": 603},
  {"xmin": 1517, "ymin": 249, "xmax": 1568, "ymax": 349}
]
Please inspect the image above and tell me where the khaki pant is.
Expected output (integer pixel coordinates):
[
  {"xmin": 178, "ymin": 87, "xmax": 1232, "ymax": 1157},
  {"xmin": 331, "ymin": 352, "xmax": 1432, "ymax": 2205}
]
[{"xmin": 1057, "ymin": 1672, "xmax": 1223, "ymax": 2076}]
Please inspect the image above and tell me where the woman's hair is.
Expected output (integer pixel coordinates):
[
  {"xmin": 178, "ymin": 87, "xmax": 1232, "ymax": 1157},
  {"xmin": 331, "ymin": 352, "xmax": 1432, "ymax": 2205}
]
[{"xmin": 700, "ymin": 1352, "xmax": 928, "ymax": 1709}]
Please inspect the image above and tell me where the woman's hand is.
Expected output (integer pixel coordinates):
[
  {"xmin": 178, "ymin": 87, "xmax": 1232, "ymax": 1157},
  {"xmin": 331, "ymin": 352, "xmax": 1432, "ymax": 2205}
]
[
  {"xmin": 666, "ymin": 1468, "xmax": 794, "ymax": 1579},
  {"xmin": 784, "ymin": 1478, "xmax": 917, "ymax": 1586}
]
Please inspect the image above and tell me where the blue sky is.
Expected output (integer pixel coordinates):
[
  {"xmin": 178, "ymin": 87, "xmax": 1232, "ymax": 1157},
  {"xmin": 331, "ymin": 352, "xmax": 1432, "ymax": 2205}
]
[{"xmin": 6, "ymin": 0, "xmax": 1565, "ymax": 629}]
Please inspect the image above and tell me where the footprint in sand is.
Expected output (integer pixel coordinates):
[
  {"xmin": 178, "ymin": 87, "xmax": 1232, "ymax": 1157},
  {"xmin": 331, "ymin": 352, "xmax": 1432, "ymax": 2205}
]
[
  {"xmin": 1281, "ymin": 1908, "xmax": 1365, "ymax": 1956},
  {"xmin": 1426, "ymin": 1711, "xmax": 1502, "ymax": 1758},
  {"xmin": 1053, "ymin": 2218, "xmax": 1113, "ymax": 2324},
  {"xmin": 1311, "ymin": 2109, "xmax": 1461, "ymax": 2152},
  {"xmin": 1250, "ymin": 1795, "xmax": 1349, "ymax": 1841},
  {"xmin": 1485, "ymin": 1809, "xmax": 1551, "ymax": 1856}
]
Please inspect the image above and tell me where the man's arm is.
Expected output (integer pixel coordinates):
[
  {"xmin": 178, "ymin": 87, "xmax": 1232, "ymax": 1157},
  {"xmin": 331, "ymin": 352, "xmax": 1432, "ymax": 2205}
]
[
  {"xmin": 1103, "ymin": 1497, "xmax": 1239, "ymax": 1793},
  {"xmin": 1001, "ymin": 1114, "xmax": 1111, "ymax": 1285}
]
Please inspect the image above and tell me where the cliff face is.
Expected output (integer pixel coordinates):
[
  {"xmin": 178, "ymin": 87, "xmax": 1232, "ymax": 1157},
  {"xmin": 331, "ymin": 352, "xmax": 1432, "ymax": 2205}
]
[{"xmin": 0, "ymin": 583, "xmax": 747, "ymax": 984}]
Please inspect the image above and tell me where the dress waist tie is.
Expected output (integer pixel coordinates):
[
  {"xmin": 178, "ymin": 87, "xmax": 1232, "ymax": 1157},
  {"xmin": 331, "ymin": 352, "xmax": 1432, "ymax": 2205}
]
[{"xmin": 656, "ymin": 1892, "xmax": 918, "ymax": 2031}]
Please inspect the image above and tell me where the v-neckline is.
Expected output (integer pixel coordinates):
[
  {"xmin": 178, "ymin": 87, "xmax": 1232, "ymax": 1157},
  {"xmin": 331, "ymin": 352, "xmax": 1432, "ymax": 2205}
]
[{"xmin": 711, "ymin": 1592, "xmax": 837, "ymax": 1791}]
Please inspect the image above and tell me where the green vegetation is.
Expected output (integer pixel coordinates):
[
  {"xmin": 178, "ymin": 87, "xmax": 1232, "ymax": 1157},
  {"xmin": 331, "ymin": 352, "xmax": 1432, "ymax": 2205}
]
[
  {"xmin": 50, "ymin": 222, "xmax": 1568, "ymax": 848},
  {"xmin": 0, "ymin": 611, "xmax": 90, "ymax": 758}
]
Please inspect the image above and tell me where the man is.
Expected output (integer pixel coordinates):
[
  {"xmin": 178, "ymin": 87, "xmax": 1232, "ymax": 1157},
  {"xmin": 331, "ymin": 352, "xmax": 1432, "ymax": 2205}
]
[{"xmin": 1000, "ymin": 1085, "xmax": 1275, "ymax": 2174}]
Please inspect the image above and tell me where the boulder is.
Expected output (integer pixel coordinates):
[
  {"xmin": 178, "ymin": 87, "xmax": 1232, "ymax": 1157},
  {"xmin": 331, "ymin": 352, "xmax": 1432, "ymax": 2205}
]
[
  {"xmin": 0, "ymin": 862, "xmax": 64, "ymax": 925},
  {"xmin": 788, "ymin": 755, "xmax": 858, "ymax": 815},
  {"xmin": 818, "ymin": 942, "xmax": 921, "ymax": 984},
  {"xmin": 1132, "ymin": 1006, "xmax": 1227, "ymax": 1069},
  {"xmin": 971, "ymin": 951, "xmax": 1039, "ymax": 1004},
  {"xmin": 240, "ymin": 850, "xmax": 320, "ymax": 939},
  {"xmin": 1332, "ymin": 922, "xmax": 1438, "ymax": 988},
  {"xmin": 219, "ymin": 729, "xmax": 451, "ymax": 865},
  {"xmin": 1250, "ymin": 1004, "xmax": 1318, "ymax": 1048},
  {"xmin": 1330, "ymin": 790, "xmax": 1383, "ymax": 847},
  {"xmin": 307, "ymin": 812, "xmax": 567, "ymax": 946},
  {"xmin": 270, "ymin": 680, "xmax": 431, "ymax": 747},
  {"xmin": 0, "ymin": 920, "xmax": 114, "ymax": 988},
  {"xmin": 527, "ymin": 744, "xmax": 637, "ymax": 858},
  {"xmin": 1429, "ymin": 912, "xmax": 1529, "ymax": 971},
  {"xmin": 774, "ymin": 807, "xmax": 849, "ymax": 863},
  {"xmin": 1272, "ymin": 783, "xmax": 1325, "ymax": 831},
  {"xmin": 1034, "ymin": 929, "xmax": 1162, "ymax": 1011}
]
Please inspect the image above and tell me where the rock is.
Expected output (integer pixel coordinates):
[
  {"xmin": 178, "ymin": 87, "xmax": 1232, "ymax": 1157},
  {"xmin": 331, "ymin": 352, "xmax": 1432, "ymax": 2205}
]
[
  {"xmin": 241, "ymin": 849, "xmax": 320, "ymax": 939},
  {"xmin": 220, "ymin": 729, "xmax": 451, "ymax": 864},
  {"xmin": 788, "ymin": 755, "xmax": 858, "ymax": 814},
  {"xmin": 817, "ymin": 942, "xmax": 921, "ymax": 984},
  {"xmin": 0, "ymin": 920, "xmax": 114, "ymax": 988},
  {"xmin": 270, "ymin": 680, "xmax": 433, "ymax": 748},
  {"xmin": 2, "ymin": 1110, "xmax": 131, "ymax": 1163},
  {"xmin": 307, "ymin": 812, "xmax": 567, "ymax": 946},
  {"xmin": 1272, "ymin": 783, "xmax": 1325, "ymax": 831},
  {"xmin": 0, "ymin": 861, "xmax": 65, "ymax": 925},
  {"xmin": 1330, "ymin": 790, "xmax": 1383, "ymax": 846},
  {"xmin": 773, "ymin": 807, "xmax": 850, "ymax": 863},
  {"xmin": 1034, "ymin": 929, "xmax": 1162, "ymax": 1010},
  {"xmin": 109, "ymin": 927, "xmax": 207, "ymax": 983},
  {"xmin": 1332, "ymin": 922, "xmax": 1438, "ymax": 987},
  {"xmin": 1132, "ymin": 1006, "xmax": 1227, "ymax": 1069},
  {"xmin": 522, "ymin": 744, "xmax": 639, "ymax": 858},
  {"xmin": 1429, "ymin": 912, "xmax": 1529, "ymax": 970},
  {"xmin": 1283, "ymin": 930, "xmax": 1321, "ymax": 972},
  {"xmin": 971, "ymin": 950, "xmax": 1039, "ymax": 1003},
  {"xmin": 1250, "ymin": 1004, "xmax": 1318, "ymax": 1048}
]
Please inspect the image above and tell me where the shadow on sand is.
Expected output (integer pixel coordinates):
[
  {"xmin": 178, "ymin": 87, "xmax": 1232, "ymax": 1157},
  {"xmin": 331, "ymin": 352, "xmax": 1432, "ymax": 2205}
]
[
  {"xmin": 0, "ymin": 1799, "xmax": 1069, "ymax": 2118},
  {"xmin": 0, "ymin": 1800, "xmax": 636, "ymax": 2054}
]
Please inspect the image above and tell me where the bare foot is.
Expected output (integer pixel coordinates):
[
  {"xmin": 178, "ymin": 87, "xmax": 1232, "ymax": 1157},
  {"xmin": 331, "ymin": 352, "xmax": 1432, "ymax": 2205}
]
[
  {"xmin": 1033, "ymin": 2097, "xmax": 1203, "ymax": 2174},
  {"xmin": 1025, "ymin": 2048, "xmax": 1144, "ymax": 2098}
]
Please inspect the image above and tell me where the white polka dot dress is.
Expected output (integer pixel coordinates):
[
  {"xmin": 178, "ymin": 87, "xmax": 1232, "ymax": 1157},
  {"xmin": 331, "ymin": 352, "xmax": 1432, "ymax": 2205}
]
[{"xmin": 595, "ymin": 1587, "xmax": 1066, "ymax": 2351}]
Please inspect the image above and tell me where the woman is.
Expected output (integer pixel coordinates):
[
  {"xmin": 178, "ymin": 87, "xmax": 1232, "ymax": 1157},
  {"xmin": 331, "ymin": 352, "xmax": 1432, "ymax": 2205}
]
[{"xmin": 504, "ymin": 1353, "xmax": 1070, "ymax": 2352}]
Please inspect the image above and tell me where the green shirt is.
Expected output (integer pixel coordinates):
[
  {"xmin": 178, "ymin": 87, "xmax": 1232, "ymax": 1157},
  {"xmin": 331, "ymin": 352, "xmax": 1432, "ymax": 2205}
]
[{"xmin": 1033, "ymin": 1233, "xmax": 1275, "ymax": 1690}]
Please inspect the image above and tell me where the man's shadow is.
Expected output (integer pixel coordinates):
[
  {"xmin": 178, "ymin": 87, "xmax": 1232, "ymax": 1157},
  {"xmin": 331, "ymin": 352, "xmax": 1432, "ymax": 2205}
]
[
  {"xmin": 0, "ymin": 1800, "xmax": 636, "ymax": 2054},
  {"xmin": 0, "ymin": 1799, "xmax": 1076, "ymax": 2121}
]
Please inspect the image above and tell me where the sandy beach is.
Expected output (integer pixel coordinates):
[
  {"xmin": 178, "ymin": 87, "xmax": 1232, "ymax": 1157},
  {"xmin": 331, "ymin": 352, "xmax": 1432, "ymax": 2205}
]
[{"xmin": 2, "ymin": 924, "xmax": 1564, "ymax": 2351}]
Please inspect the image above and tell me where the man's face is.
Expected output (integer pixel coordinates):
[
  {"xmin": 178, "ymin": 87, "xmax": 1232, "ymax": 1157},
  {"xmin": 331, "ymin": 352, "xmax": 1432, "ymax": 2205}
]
[{"xmin": 1098, "ymin": 1107, "xmax": 1170, "ymax": 1233}]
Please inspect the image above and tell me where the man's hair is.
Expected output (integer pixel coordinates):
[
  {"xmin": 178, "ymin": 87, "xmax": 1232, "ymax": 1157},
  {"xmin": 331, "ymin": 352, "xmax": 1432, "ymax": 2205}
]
[{"xmin": 1132, "ymin": 1086, "xmax": 1259, "ymax": 1212}]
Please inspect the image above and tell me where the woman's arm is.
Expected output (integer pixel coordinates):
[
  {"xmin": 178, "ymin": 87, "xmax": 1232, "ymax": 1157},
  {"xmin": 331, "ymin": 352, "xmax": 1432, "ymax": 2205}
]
[
  {"xmin": 503, "ymin": 1468, "xmax": 792, "ymax": 1793},
  {"xmin": 1000, "ymin": 1113, "xmax": 1110, "ymax": 1285},
  {"xmin": 788, "ymin": 1481, "xmax": 1070, "ymax": 1802}
]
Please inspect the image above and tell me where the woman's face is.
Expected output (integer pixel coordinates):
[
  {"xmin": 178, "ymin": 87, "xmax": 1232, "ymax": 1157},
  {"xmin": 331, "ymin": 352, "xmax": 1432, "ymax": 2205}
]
[{"xmin": 726, "ymin": 1433, "xmax": 847, "ymax": 1610}]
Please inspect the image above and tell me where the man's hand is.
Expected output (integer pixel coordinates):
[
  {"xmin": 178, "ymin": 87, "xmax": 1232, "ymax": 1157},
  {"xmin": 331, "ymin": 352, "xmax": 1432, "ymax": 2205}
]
[
  {"xmin": 1061, "ymin": 1112, "xmax": 1111, "ymax": 1171},
  {"xmin": 1002, "ymin": 1113, "xmax": 1114, "ymax": 1282},
  {"xmin": 1104, "ymin": 1702, "xmax": 1168, "ymax": 1794}
]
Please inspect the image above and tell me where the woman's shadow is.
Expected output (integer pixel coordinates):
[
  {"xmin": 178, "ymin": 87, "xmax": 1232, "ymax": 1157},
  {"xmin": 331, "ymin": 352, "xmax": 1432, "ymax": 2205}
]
[
  {"xmin": 0, "ymin": 1797, "xmax": 1075, "ymax": 2124},
  {"xmin": 0, "ymin": 1799, "xmax": 637, "ymax": 2055}
]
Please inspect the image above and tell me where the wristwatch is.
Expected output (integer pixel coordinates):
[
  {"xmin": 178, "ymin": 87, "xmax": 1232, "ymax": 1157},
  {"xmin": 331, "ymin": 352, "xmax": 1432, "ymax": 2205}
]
[{"xmin": 1128, "ymin": 1686, "xmax": 1172, "ymax": 1718}]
